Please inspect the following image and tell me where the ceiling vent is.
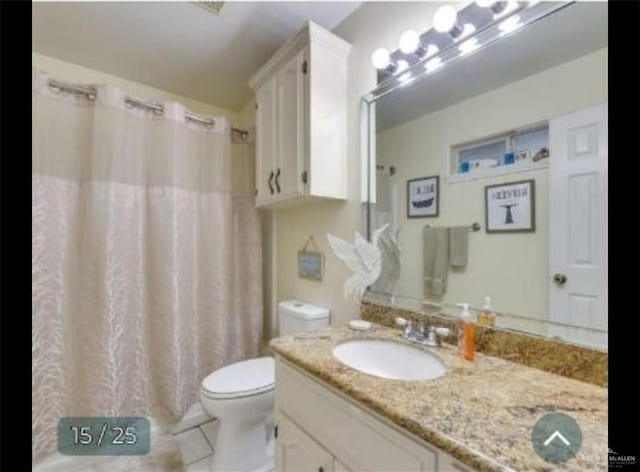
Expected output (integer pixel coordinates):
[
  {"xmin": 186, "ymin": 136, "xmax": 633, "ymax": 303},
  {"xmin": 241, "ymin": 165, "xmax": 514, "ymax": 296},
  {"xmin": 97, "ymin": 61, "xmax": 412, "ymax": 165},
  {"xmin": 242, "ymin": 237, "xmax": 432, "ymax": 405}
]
[{"xmin": 192, "ymin": 2, "xmax": 225, "ymax": 16}]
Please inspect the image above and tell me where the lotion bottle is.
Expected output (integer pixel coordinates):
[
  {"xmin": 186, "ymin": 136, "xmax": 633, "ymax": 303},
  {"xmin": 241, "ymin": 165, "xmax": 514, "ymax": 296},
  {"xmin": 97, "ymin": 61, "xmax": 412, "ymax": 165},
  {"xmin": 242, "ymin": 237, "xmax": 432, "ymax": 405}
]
[
  {"xmin": 477, "ymin": 296, "xmax": 496, "ymax": 327},
  {"xmin": 457, "ymin": 303, "xmax": 475, "ymax": 361}
]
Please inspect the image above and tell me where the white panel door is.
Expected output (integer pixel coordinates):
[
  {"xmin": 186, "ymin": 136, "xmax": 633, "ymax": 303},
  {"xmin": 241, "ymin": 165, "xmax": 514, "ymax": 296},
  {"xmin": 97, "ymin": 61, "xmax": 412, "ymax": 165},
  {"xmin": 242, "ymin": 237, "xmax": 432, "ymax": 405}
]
[
  {"xmin": 276, "ymin": 413, "xmax": 334, "ymax": 472},
  {"xmin": 276, "ymin": 49, "xmax": 306, "ymax": 199},
  {"xmin": 255, "ymin": 77, "xmax": 277, "ymax": 205},
  {"xmin": 549, "ymin": 103, "xmax": 607, "ymax": 347}
]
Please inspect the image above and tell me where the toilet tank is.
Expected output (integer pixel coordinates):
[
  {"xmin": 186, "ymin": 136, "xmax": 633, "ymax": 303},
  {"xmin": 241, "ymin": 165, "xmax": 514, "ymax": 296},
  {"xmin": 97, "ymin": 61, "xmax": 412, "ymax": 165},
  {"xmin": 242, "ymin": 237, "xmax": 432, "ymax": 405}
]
[{"xmin": 278, "ymin": 300, "xmax": 330, "ymax": 336}]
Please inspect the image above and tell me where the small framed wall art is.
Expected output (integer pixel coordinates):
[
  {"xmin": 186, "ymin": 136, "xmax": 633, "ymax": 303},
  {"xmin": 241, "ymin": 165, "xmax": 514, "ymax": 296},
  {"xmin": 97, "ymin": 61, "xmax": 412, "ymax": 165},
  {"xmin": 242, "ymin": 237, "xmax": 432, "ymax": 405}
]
[
  {"xmin": 297, "ymin": 235, "xmax": 324, "ymax": 281},
  {"xmin": 407, "ymin": 175, "xmax": 439, "ymax": 218},
  {"xmin": 484, "ymin": 179, "xmax": 535, "ymax": 233}
]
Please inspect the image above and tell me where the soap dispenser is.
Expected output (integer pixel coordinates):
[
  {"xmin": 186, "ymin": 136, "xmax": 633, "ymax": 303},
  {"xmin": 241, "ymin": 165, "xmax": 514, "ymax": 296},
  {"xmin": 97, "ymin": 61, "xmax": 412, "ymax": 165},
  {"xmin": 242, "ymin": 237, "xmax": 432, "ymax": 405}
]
[
  {"xmin": 457, "ymin": 303, "xmax": 475, "ymax": 361},
  {"xmin": 477, "ymin": 296, "xmax": 496, "ymax": 327}
]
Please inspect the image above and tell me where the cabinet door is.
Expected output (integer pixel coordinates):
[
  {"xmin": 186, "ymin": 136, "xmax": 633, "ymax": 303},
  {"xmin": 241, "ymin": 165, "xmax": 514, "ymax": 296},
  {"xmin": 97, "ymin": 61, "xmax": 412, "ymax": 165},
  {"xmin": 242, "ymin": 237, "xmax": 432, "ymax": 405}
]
[
  {"xmin": 275, "ymin": 49, "xmax": 306, "ymax": 199},
  {"xmin": 437, "ymin": 450, "xmax": 473, "ymax": 471},
  {"xmin": 276, "ymin": 413, "xmax": 334, "ymax": 472},
  {"xmin": 255, "ymin": 77, "xmax": 277, "ymax": 205}
]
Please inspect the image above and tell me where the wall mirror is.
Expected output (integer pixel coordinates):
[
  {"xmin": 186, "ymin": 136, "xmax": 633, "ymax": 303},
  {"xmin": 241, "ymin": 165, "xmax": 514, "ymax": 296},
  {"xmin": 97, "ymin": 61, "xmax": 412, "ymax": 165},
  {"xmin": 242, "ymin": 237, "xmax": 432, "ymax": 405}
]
[{"xmin": 363, "ymin": 1, "xmax": 608, "ymax": 349}]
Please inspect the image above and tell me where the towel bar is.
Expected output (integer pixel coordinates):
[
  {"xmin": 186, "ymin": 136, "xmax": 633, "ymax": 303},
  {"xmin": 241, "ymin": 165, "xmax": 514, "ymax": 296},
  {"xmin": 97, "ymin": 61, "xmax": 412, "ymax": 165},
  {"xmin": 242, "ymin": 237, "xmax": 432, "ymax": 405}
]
[{"xmin": 425, "ymin": 222, "xmax": 481, "ymax": 232}]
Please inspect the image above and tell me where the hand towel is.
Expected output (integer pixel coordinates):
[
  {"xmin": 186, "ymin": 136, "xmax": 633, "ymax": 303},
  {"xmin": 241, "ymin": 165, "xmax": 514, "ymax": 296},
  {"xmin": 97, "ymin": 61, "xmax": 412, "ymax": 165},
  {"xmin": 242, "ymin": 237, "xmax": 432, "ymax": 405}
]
[
  {"xmin": 423, "ymin": 226, "xmax": 449, "ymax": 296},
  {"xmin": 449, "ymin": 226, "xmax": 469, "ymax": 268}
]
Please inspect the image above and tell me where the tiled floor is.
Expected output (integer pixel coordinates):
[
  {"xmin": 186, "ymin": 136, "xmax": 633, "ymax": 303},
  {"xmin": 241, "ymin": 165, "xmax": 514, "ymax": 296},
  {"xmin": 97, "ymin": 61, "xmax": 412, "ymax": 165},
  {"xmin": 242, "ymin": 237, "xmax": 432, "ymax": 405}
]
[
  {"xmin": 40, "ymin": 433, "xmax": 184, "ymax": 472},
  {"xmin": 38, "ymin": 418, "xmax": 275, "ymax": 471}
]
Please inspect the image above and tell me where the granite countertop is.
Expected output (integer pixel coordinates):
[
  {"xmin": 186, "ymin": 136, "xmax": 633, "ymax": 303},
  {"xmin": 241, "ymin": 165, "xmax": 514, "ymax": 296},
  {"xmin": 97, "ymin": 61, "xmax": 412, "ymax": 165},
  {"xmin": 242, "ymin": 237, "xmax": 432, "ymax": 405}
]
[{"xmin": 269, "ymin": 323, "xmax": 608, "ymax": 472}]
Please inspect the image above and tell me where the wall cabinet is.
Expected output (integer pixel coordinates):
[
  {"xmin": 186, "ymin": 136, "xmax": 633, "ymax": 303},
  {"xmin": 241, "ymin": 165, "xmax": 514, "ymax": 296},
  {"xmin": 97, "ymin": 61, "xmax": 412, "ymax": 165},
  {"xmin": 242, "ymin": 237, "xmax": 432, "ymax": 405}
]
[
  {"xmin": 249, "ymin": 22, "xmax": 351, "ymax": 208},
  {"xmin": 274, "ymin": 357, "xmax": 474, "ymax": 472}
]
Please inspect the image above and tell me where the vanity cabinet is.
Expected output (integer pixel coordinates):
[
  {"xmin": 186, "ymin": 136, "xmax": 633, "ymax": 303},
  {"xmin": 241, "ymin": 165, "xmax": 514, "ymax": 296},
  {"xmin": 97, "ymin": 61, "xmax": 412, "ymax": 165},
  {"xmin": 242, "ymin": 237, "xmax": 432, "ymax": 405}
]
[
  {"xmin": 274, "ymin": 357, "xmax": 473, "ymax": 472},
  {"xmin": 276, "ymin": 414, "xmax": 335, "ymax": 472},
  {"xmin": 249, "ymin": 21, "xmax": 351, "ymax": 208}
]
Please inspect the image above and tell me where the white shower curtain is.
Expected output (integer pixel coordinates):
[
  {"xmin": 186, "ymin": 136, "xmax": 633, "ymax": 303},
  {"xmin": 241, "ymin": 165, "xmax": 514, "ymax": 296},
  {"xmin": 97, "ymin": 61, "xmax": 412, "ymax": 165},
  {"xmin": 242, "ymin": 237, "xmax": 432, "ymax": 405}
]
[{"xmin": 32, "ymin": 69, "xmax": 263, "ymax": 460}]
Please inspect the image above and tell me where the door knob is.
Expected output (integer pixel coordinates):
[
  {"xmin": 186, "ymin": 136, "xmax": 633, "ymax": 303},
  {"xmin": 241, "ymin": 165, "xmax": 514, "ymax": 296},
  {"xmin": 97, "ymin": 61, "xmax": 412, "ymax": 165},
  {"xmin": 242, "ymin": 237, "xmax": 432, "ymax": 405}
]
[{"xmin": 553, "ymin": 273, "xmax": 567, "ymax": 285}]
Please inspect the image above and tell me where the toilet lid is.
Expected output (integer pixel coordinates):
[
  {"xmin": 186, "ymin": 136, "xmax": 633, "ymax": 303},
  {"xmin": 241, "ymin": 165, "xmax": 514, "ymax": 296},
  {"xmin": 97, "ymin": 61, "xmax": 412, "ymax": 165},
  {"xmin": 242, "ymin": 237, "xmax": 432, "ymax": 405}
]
[{"xmin": 201, "ymin": 357, "xmax": 274, "ymax": 398}]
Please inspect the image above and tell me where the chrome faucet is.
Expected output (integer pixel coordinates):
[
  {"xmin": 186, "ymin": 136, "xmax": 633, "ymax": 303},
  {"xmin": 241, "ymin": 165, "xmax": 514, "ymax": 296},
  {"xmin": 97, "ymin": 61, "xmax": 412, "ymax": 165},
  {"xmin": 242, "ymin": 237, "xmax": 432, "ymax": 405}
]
[{"xmin": 396, "ymin": 318, "xmax": 450, "ymax": 347}]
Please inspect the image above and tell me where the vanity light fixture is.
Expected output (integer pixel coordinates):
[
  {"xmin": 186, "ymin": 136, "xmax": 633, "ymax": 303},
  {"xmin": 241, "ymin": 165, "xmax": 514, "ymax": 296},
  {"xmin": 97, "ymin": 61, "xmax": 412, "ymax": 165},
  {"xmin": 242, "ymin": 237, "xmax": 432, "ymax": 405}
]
[
  {"xmin": 475, "ymin": 0, "xmax": 509, "ymax": 15},
  {"xmin": 424, "ymin": 44, "xmax": 439, "ymax": 58},
  {"xmin": 371, "ymin": 48, "xmax": 397, "ymax": 73},
  {"xmin": 459, "ymin": 38, "xmax": 480, "ymax": 56},
  {"xmin": 399, "ymin": 29, "xmax": 421, "ymax": 54},
  {"xmin": 459, "ymin": 23, "xmax": 477, "ymax": 40},
  {"xmin": 395, "ymin": 60, "xmax": 410, "ymax": 75},
  {"xmin": 433, "ymin": 5, "xmax": 464, "ymax": 39},
  {"xmin": 399, "ymin": 31, "xmax": 439, "ymax": 59},
  {"xmin": 398, "ymin": 72, "xmax": 414, "ymax": 85},
  {"xmin": 493, "ymin": 1, "xmax": 521, "ymax": 19},
  {"xmin": 424, "ymin": 56, "xmax": 443, "ymax": 73},
  {"xmin": 368, "ymin": 1, "xmax": 572, "ymax": 101},
  {"xmin": 499, "ymin": 15, "xmax": 522, "ymax": 35}
]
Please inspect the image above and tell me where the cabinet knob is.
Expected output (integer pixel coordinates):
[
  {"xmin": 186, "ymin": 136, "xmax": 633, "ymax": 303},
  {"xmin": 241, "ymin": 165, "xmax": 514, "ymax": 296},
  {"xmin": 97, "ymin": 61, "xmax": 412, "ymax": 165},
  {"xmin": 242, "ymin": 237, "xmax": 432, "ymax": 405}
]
[
  {"xmin": 275, "ymin": 168, "xmax": 281, "ymax": 193},
  {"xmin": 553, "ymin": 273, "xmax": 567, "ymax": 285},
  {"xmin": 268, "ymin": 171, "xmax": 274, "ymax": 195}
]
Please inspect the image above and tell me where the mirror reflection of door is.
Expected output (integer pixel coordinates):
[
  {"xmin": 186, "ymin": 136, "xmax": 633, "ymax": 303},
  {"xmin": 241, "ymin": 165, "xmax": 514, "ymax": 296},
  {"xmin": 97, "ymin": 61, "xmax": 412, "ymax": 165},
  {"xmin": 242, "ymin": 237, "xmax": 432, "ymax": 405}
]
[{"xmin": 549, "ymin": 104, "xmax": 608, "ymax": 348}]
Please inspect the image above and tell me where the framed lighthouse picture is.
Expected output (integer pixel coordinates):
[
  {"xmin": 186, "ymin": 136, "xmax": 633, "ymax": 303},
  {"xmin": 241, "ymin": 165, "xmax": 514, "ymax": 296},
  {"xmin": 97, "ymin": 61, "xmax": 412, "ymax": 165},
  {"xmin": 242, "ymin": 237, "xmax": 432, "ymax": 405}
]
[
  {"xmin": 407, "ymin": 175, "xmax": 439, "ymax": 218},
  {"xmin": 485, "ymin": 179, "xmax": 535, "ymax": 233}
]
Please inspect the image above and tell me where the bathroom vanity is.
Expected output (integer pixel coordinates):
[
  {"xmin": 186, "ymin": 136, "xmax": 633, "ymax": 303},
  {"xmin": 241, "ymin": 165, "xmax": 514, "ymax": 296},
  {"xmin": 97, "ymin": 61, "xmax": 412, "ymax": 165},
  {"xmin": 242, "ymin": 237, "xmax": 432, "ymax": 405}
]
[
  {"xmin": 275, "ymin": 356, "xmax": 470, "ymax": 472},
  {"xmin": 270, "ymin": 324, "xmax": 608, "ymax": 472}
]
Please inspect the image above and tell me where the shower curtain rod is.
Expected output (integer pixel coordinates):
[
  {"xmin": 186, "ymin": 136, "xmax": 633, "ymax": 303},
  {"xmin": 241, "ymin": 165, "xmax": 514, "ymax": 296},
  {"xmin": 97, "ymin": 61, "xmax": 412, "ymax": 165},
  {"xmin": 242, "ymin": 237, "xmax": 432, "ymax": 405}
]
[{"xmin": 47, "ymin": 79, "xmax": 249, "ymax": 138}]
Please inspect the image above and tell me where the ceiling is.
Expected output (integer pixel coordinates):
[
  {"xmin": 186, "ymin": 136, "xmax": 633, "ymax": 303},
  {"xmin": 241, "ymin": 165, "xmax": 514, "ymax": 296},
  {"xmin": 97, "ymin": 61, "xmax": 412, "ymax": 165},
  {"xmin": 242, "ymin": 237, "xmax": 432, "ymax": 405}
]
[
  {"xmin": 376, "ymin": 2, "xmax": 608, "ymax": 131},
  {"xmin": 32, "ymin": 1, "xmax": 362, "ymax": 111}
]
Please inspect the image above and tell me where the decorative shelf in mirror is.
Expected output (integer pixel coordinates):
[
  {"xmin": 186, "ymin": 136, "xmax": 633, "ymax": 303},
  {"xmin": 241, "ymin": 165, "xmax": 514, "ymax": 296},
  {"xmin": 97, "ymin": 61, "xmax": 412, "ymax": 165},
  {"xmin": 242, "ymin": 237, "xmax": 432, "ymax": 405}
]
[{"xmin": 448, "ymin": 122, "xmax": 549, "ymax": 184}]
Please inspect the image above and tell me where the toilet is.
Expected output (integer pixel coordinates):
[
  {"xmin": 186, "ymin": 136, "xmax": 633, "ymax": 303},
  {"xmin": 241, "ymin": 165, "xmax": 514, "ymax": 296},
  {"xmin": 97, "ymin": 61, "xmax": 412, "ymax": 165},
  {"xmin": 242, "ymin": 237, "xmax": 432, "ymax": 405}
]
[{"xmin": 193, "ymin": 300, "xmax": 330, "ymax": 472}]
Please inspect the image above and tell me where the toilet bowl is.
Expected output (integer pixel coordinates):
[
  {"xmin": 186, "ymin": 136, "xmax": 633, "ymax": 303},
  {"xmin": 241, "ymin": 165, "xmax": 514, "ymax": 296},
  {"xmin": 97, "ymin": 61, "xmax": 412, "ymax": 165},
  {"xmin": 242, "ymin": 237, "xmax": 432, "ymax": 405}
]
[
  {"xmin": 200, "ymin": 357, "xmax": 275, "ymax": 472},
  {"xmin": 195, "ymin": 300, "xmax": 330, "ymax": 471}
]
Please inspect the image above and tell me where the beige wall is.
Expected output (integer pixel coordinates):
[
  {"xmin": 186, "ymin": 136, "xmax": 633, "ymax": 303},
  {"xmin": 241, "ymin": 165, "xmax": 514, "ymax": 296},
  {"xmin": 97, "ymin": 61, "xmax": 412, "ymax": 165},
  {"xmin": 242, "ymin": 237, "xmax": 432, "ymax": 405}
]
[
  {"xmin": 268, "ymin": 3, "xmax": 449, "ymax": 332},
  {"xmin": 376, "ymin": 48, "xmax": 608, "ymax": 319},
  {"xmin": 32, "ymin": 52, "xmax": 240, "ymax": 123}
]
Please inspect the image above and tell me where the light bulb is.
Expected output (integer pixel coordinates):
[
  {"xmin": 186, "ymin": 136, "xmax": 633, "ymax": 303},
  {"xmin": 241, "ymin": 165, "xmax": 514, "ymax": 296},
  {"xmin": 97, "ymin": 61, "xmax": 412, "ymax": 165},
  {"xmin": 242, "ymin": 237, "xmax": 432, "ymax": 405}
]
[
  {"xmin": 425, "ymin": 56, "xmax": 442, "ymax": 72},
  {"xmin": 459, "ymin": 38, "xmax": 479, "ymax": 55},
  {"xmin": 459, "ymin": 23, "xmax": 477, "ymax": 40},
  {"xmin": 399, "ymin": 29, "xmax": 421, "ymax": 54},
  {"xmin": 400, "ymin": 75, "xmax": 415, "ymax": 87},
  {"xmin": 476, "ymin": 0, "xmax": 496, "ymax": 7},
  {"xmin": 494, "ymin": 1, "xmax": 519, "ymax": 19},
  {"xmin": 424, "ymin": 44, "xmax": 439, "ymax": 58},
  {"xmin": 433, "ymin": 5, "xmax": 458, "ymax": 33},
  {"xmin": 395, "ymin": 60, "xmax": 409, "ymax": 75},
  {"xmin": 398, "ymin": 72, "xmax": 412, "ymax": 83},
  {"xmin": 371, "ymin": 48, "xmax": 391, "ymax": 69},
  {"xmin": 499, "ymin": 15, "xmax": 522, "ymax": 34}
]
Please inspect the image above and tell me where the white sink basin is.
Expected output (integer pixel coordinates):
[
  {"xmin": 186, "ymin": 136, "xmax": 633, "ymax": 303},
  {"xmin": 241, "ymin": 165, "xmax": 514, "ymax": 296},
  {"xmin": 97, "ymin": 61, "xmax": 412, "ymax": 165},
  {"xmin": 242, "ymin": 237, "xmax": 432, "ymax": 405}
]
[{"xmin": 332, "ymin": 339, "xmax": 447, "ymax": 381}]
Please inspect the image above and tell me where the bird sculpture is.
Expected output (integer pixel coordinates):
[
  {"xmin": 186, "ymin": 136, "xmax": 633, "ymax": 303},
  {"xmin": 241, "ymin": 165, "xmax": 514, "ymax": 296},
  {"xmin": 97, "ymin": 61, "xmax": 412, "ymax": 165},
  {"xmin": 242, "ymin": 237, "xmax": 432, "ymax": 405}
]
[{"xmin": 327, "ymin": 223, "xmax": 394, "ymax": 303}]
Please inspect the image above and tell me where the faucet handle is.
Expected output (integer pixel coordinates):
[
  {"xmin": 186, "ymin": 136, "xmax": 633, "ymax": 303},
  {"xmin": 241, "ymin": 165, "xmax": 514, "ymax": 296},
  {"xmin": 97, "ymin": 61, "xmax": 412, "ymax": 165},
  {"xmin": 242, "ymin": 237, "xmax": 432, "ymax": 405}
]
[
  {"xmin": 405, "ymin": 320, "xmax": 413, "ymax": 336},
  {"xmin": 421, "ymin": 326, "xmax": 439, "ymax": 347},
  {"xmin": 435, "ymin": 327, "xmax": 451, "ymax": 338}
]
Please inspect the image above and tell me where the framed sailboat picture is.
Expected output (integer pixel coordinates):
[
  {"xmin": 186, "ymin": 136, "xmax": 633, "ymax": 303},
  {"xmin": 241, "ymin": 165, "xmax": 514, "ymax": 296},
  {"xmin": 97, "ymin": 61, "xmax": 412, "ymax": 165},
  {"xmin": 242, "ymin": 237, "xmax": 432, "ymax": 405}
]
[{"xmin": 407, "ymin": 176, "xmax": 439, "ymax": 218}]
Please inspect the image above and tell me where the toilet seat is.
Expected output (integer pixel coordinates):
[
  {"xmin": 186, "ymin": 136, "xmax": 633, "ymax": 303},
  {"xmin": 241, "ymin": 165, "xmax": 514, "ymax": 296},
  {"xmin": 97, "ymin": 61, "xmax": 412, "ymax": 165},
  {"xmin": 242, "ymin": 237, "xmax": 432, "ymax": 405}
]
[{"xmin": 201, "ymin": 357, "xmax": 274, "ymax": 400}]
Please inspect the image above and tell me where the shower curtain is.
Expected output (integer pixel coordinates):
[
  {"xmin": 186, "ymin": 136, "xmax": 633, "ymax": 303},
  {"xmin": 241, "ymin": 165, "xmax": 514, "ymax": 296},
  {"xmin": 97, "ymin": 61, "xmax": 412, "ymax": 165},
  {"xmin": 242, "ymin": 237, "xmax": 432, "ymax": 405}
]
[{"xmin": 32, "ymin": 68, "xmax": 262, "ymax": 460}]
